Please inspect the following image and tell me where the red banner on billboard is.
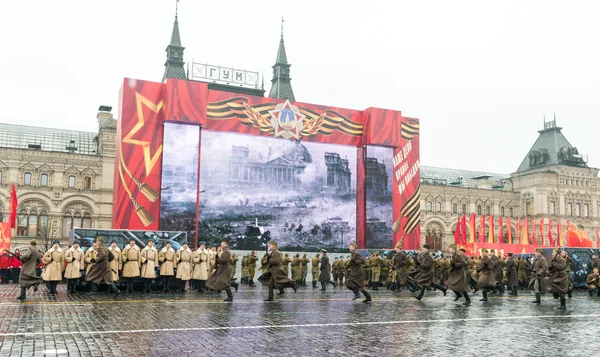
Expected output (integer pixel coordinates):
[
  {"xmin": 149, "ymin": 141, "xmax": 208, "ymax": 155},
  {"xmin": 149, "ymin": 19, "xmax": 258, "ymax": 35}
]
[{"xmin": 0, "ymin": 223, "xmax": 11, "ymax": 252}]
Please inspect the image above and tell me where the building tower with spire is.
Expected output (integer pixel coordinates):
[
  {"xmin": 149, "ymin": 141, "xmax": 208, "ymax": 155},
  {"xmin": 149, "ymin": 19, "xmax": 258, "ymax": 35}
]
[
  {"xmin": 162, "ymin": 1, "xmax": 187, "ymax": 82},
  {"xmin": 268, "ymin": 18, "xmax": 295, "ymax": 101}
]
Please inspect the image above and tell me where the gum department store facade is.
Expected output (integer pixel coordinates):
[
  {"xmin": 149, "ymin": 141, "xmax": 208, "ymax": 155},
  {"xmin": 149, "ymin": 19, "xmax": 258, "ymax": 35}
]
[{"xmin": 1, "ymin": 14, "xmax": 598, "ymax": 248}]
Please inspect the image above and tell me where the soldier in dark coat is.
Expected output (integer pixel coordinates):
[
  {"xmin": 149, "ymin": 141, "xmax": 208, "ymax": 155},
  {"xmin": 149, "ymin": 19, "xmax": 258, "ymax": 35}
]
[
  {"xmin": 345, "ymin": 243, "xmax": 372, "ymax": 303},
  {"xmin": 206, "ymin": 239, "xmax": 234, "ymax": 302},
  {"xmin": 258, "ymin": 241, "xmax": 296, "ymax": 301},
  {"xmin": 318, "ymin": 249, "xmax": 336, "ymax": 291},
  {"xmin": 17, "ymin": 240, "xmax": 43, "ymax": 301},
  {"xmin": 392, "ymin": 241, "xmax": 409, "ymax": 291},
  {"xmin": 85, "ymin": 237, "xmax": 121, "ymax": 297},
  {"xmin": 543, "ymin": 249, "xmax": 569, "ymax": 309},
  {"xmin": 505, "ymin": 253, "xmax": 519, "ymax": 296},
  {"xmin": 529, "ymin": 249, "xmax": 548, "ymax": 304},
  {"xmin": 476, "ymin": 249, "xmax": 497, "ymax": 302},
  {"xmin": 415, "ymin": 245, "xmax": 445, "ymax": 300},
  {"xmin": 447, "ymin": 245, "xmax": 470, "ymax": 305},
  {"xmin": 489, "ymin": 250, "xmax": 505, "ymax": 294}
]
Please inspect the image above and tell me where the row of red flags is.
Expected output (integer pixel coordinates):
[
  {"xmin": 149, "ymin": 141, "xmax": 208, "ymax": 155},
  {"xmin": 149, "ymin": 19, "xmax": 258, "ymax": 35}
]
[{"xmin": 453, "ymin": 214, "xmax": 567, "ymax": 246}]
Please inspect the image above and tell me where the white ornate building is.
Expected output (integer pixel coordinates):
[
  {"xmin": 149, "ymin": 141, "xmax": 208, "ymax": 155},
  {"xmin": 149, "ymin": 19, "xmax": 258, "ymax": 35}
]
[
  {"xmin": 420, "ymin": 120, "xmax": 599, "ymax": 250},
  {"xmin": 0, "ymin": 106, "xmax": 116, "ymax": 247}
]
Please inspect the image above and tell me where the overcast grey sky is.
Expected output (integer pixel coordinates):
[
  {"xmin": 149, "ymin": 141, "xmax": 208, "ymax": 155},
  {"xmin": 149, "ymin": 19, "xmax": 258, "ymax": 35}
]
[{"xmin": 1, "ymin": 0, "xmax": 598, "ymax": 174}]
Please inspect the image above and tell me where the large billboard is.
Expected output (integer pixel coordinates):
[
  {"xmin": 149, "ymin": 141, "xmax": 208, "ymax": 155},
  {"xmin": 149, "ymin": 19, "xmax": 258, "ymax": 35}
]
[{"xmin": 113, "ymin": 78, "xmax": 421, "ymax": 250}]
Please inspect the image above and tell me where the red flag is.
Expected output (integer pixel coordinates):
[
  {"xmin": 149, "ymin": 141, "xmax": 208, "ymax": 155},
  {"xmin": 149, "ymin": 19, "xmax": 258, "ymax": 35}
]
[
  {"xmin": 522, "ymin": 218, "xmax": 529, "ymax": 245},
  {"xmin": 0, "ymin": 223, "xmax": 11, "ymax": 252},
  {"xmin": 596, "ymin": 228, "xmax": 600, "ymax": 249},
  {"xmin": 548, "ymin": 220, "xmax": 554, "ymax": 246},
  {"xmin": 498, "ymin": 216, "xmax": 503, "ymax": 244},
  {"xmin": 487, "ymin": 215, "xmax": 495, "ymax": 243},
  {"xmin": 461, "ymin": 215, "xmax": 467, "ymax": 244},
  {"xmin": 467, "ymin": 214, "xmax": 474, "ymax": 243},
  {"xmin": 507, "ymin": 216, "xmax": 512, "ymax": 244},
  {"xmin": 516, "ymin": 218, "xmax": 520, "ymax": 244},
  {"xmin": 558, "ymin": 220, "xmax": 564, "ymax": 246},
  {"xmin": 539, "ymin": 218, "xmax": 545, "ymax": 245},
  {"xmin": 530, "ymin": 218, "xmax": 536, "ymax": 245},
  {"xmin": 9, "ymin": 184, "xmax": 18, "ymax": 229},
  {"xmin": 454, "ymin": 216, "xmax": 461, "ymax": 245},
  {"xmin": 479, "ymin": 215, "xmax": 485, "ymax": 243}
]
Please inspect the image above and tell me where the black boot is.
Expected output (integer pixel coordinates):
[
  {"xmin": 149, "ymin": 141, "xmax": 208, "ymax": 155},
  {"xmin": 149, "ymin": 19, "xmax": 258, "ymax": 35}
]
[
  {"xmin": 435, "ymin": 284, "xmax": 447, "ymax": 296},
  {"xmin": 532, "ymin": 293, "xmax": 541, "ymax": 304},
  {"xmin": 415, "ymin": 287, "xmax": 425, "ymax": 301},
  {"xmin": 17, "ymin": 287, "xmax": 26, "ymax": 301},
  {"xmin": 181, "ymin": 280, "xmax": 187, "ymax": 292},
  {"xmin": 277, "ymin": 288, "xmax": 285, "ymax": 296},
  {"xmin": 51, "ymin": 281, "xmax": 58, "ymax": 294},
  {"xmin": 163, "ymin": 277, "xmax": 169, "ymax": 292},
  {"xmin": 480, "ymin": 291, "xmax": 488, "ymax": 302},
  {"xmin": 86, "ymin": 283, "xmax": 98, "ymax": 296},
  {"xmin": 126, "ymin": 279, "xmax": 133, "ymax": 293},
  {"xmin": 110, "ymin": 283, "xmax": 121, "ymax": 298},
  {"xmin": 249, "ymin": 279, "xmax": 255, "ymax": 287},
  {"xmin": 223, "ymin": 289, "xmax": 233, "ymax": 302},
  {"xmin": 567, "ymin": 289, "xmax": 572, "ymax": 299},
  {"xmin": 453, "ymin": 291, "xmax": 462, "ymax": 301},
  {"xmin": 145, "ymin": 279, "xmax": 151, "ymax": 293},
  {"xmin": 319, "ymin": 281, "xmax": 326, "ymax": 291},
  {"xmin": 265, "ymin": 288, "xmax": 274, "ymax": 301},
  {"xmin": 232, "ymin": 282, "xmax": 239, "ymax": 293},
  {"xmin": 589, "ymin": 290, "xmax": 594, "ymax": 297},
  {"xmin": 199, "ymin": 280, "xmax": 206, "ymax": 292},
  {"xmin": 291, "ymin": 282, "xmax": 297, "ymax": 293},
  {"xmin": 362, "ymin": 289, "xmax": 372, "ymax": 303},
  {"xmin": 463, "ymin": 292, "xmax": 471, "ymax": 306},
  {"xmin": 513, "ymin": 287, "xmax": 518, "ymax": 296},
  {"xmin": 557, "ymin": 294, "xmax": 566, "ymax": 310},
  {"xmin": 312, "ymin": 281, "xmax": 317, "ymax": 288},
  {"xmin": 352, "ymin": 288, "xmax": 360, "ymax": 300}
]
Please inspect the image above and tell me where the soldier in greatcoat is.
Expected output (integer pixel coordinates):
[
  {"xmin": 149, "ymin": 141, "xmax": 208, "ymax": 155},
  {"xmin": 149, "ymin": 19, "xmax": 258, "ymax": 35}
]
[
  {"xmin": 42, "ymin": 240, "xmax": 64, "ymax": 295},
  {"xmin": 64, "ymin": 240, "xmax": 84, "ymax": 294},
  {"xmin": 476, "ymin": 249, "xmax": 497, "ymax": 302},
  {"xmin": 311, "ymin": 253, "xmax": 320, "ymax": 288},
  {"xmin": 489, "ymin": 250, "xmax": 505, "ymax": 294},
  {"xmin": 121, "ymin": 238, "xmax": 141, "ymax": 292},
  {"xmin": 318, "ymin": 249, "xmax": 336, "ymax": 291},
  {"xmin": 206, "ymin": 239, "xmax": 234, "ymax": 302},
  {"xmin": 505, "ymin": 253, "xmax": 519, "ymax": 296},
  {"xmin": 108, "ymin": 240, "xmax": 122, "ymax": 283},
  {"xmin": 191, "ymin": 242, "xmax": 209, "ymax": 292},
  {"xmin": 258, "ymin": 241, "xmax": 296, "ymax": 301},
  {"xmin": 291, "ymin": 254, "xmax": 302, "ymax": 285},
  {"xmin": 543, "ymin": 248, "xmax": 569, "ymax": 309},
  {"xmin": 392, "ymin": 241, "xmax": 409, "ymax": 292},
  {"xmin": 345, "ymin": 242, "xmax": 372, "ymax": 303},
  {"xmin": 85, "ymin": 237, "xmax": 120, "ymax": 297},
  {"xmin": 447, "ymin": 244, "xmax": 470, "ymax": 305},
  {"xmin": 140, "ymin": 240, "xmax": 158, "ymax": 293},
  {"xmin": 247, "ymin": 251, "xmax": 258, "ymax": 287},
  {"xmin": 16, "ymin": 240, "xmax": 43, "ymax": 301},
  {"xmin": 159, "ymin": 241, "xmax": 176, "ymax": 292},
  {"xmin": 529, "ymin": 249, "xmax": 548, "ymax": 304},
  {"xmin": 176, "ymin": 242, "xmax": 193, "ymax": 292}
]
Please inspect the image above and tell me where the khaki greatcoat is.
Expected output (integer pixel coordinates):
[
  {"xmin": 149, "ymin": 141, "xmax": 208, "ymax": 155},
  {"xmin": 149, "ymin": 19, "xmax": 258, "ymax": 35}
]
[
  {"xmin": 108, "ymin": 246, "xmax": 122, "ymax": 282},
  {"xmin": 121, "ymin": 245, "xmax": 141, "ymax": 278},
  {"xmin": 159, "ymin": 247, "xmax": 176, "ymax": 276},
  {"xmin": 64, "ymin": 247, "xmax": 84, "ymax": 279},
  {"xmin": 176, "ymin": 248, "xmax": 193, "ymax": 281},
  {"xmin": 141, "ymin": 246, "xmax": 158, "ymax": 279},
  {"xmin": 191, "ymin": 248, "xmax": 209, "ymax": 281},
  {"xmin": 42, "ymin": 248, "xmax": 64, "ymax": 281}
]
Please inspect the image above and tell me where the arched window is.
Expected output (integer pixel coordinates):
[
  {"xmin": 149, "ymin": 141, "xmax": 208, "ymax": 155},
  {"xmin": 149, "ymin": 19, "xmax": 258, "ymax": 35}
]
[
  {"xmin": 436, "ymin": 202, "xmax": 442, "ymax": 212},
  {"xmin": 452, "ymin": 203, "xmax": 458, "ymax": 214},
  {"xmin": 84, "ymin": 176, "xmax": 91, "ymax": 189},
  {"xmin": 485, "ymin": 206, "xmax": 491, "ymax": 215},
  {"xmin": 462, "ymin": 204, "xmax": 467, "ymax": 215},
  {"xmin": 82, "ymin": 213, "xmax": 92, "ymax": 228},
  {"xmin": 39, "ymin": 210, "xmax": 48, "ymax": 236},
  {"xmin": 0, "ymin": 170, "xmax": 3, "ymax": 184},
  {"xmin": 509, "ymin": 207, "xmax": 514, "ymax": 217},
  {"xmin": 17, "ymin": 210, "xmax": 28, "ymax": 236},
  {"xmin": 427, "ymin": 202, "xmax": 432, "ymax": 212},
  {"xmin": 27, "ymin": 210, "xmax": 38, "ymax": 236},
  {"xmin": 40, "ymin": 174, "xmax": 48, "ymax": 186},
  {"xmin": 477, "ymin": 205, "xmax": 482, "ymax": 215},
  {"xmin": 68, "ymin": 176, "xmax": 76, "ymax": 188},
  {"xmin": 500, "ymin": 207, "xmax": 505, "ymax": 216},
  {"xmin": 24, "ymin": 173, "xmax": 32, "ymax": 186},
  {"xmin": 62, "ymin": 213, "xmax": 73, "ymax": 238},
  {"xmin": 72, "ymin": 213, "xmax": 82, "ymax": 229}
]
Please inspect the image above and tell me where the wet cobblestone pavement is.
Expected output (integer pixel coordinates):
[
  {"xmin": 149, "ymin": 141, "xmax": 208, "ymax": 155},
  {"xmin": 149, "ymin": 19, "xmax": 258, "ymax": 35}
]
[{"xmin": 0, "ymin": 283, "xmax": 599, "ymax": 356}]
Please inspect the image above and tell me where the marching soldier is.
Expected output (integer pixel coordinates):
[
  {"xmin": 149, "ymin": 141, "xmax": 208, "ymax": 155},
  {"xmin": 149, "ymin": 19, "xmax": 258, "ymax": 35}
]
[
  {"xmin": 318, "ymin": 249, "xmax": 336, "ymax": 291},
  {"xmin": 586, "ymin": 268, "xmax": 599, "ymax": 297},
  {"xmin": 476, "ymin": 249, "xmax": 497, "ymax": 302},
  {"xmin": 414, "ymin": 244, "xmax": 440, "ymax": 301},
  {"xmin": 121, "ymin": 239, "xmax": 141, "ymax": 293},
  {"xmin": 447, "ymin": 244, "xmax": 470, "ymax": 305},
  {"xmin": 16, "ymin": 240, "xmax": 43, "ymax": 301},
  {"xmin": 282, "ymin": 253, "xmax": 291, "ymax": 277},
  {"xmin": 331, "ymin": 258, "xmax": 340, "ymax": 285},
  {"xmin": 345, "ymin": 243, "xmax": 372, "ymax": 303},
  {"xmin": 337, "ymin": 257, "xmax": 346, "ymax": 286},
  {"xmin": 489, "ymin": 250, "xmax": 505, "ymax": 294},
  {"xmin": 529, "ymin": 249, "xmax": 548, "ymax": 304},
  {"xmin": 140, "ymin": 240, "xmax": 158, "ymax": 293},
  {"xmin": 370, "ymin": 252, "xmax": 383, "ymax": 290},
  {"xmin": 191, "ymin": 242, "xmax": 209, "ymax": 292},
  {"xmin": 108, "ymin": 240, "xmax": 122, "ymax": 283},
  {"xmin": 258, "ymin": 241, "xmax": 296, "ymax": 301},
  {"xmin": 206, "ymin": 239, "xmax": 234, "ymax": 302},
  {"xmin": 247, "ymin": 251, "xmax": 258, "ymax": 287},
  {"xmin": 84, "ymin": 242, "xmax": 97, "ymax": 279},
  {"xmin": 543, "ymin": 248, "xmax": 569, "ymax": 309},
  {"xmin": 176, "ymin": 242, "xmax": 193, "ymax": 292},
  {"xmin": 364, "ymin": 255, "xmax": 372, "ymax": 287},
  {"xmin": 505, "ymin": 253, "xmax": 519, "ymax": 296},
  {"xmin": 291, "ymin": 253, "xmax": 302, "ymax": 286},
  {"xmin": 42, "ymin": 240, "xmax": 64, "ymax": 296},
  {"xmin": 159, "ymin": 242, "xmax": 176, "ymax": 292},
  {"xmin": 392, "ymin": 241, "xmax": 409, "ymax": 292},
  {"xmin": 64, "ymin": 240, "xmax": 84, "ymax": 294},
  {"xmin": 311, "ymin": 253, "xmax": 320, "ymax": 288},
  {"xmin": 517, "ymin": 256, "xmax": 529, "ymax": 289},
  {"xmin": 85, "ymin": 237, "xmax": 120, "ymax": 297},
  {"xmin": 301, "ymin": 253, "xmax": 309, "ymax": 287},
  {"xmin": 561, "ymin": 251, "xmax": 574, "ymax": 299}
]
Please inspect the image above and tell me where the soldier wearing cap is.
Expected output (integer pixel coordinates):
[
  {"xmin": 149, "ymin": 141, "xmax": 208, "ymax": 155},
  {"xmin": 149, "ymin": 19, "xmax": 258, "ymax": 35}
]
[
  {"xmin": 542, "ymin": 248, "xmax": 569, "ymax": 309},
  {"xmin": 476, "ymin": 248, "xmax": 498, "ymax": 301},
  {"xmin": 85, "ymin": 237, "xmax": 120, "ymax": 297},
  {"xmin": 345, "ymin": 242, "xmax": 372, "ymax": 303},
  {"xmin": 141, "ymin": 239, "xmax": 158, "ymax": 293},
  {"xmin": 311, "ymin": 253, "xmax": 320, "ymax": 288},
  {"xmin": 258, "ymin": 241, "xmax": 296, "ymax": 301},
  {"xmin": 586, "ymin": 268, "xmax": 600, "ymax": 297},
  {"xmin": 447, "ymin": 244, "xmax": 470, "ymax": 305},
  {"xmin": 84, "ymin": 241, "xmax": 97, "ymax": 281},
  {"xmin": 370, "ymin": 252, "xmax": 383, "ymax": 290},
  {"xmin": 318, "ymin": 249, "xmax": 336, "ymax": 291},
  {"xmin": 42, "ymin": 240, "xmax": 64, "ymax": 295},
  {"xmin": 505, "ymin": 253, "xmax": 519, "ymax": 296},
  {"xmin": 16, "ymin": 240, "xmax": 43, "ymax": 301},
  {"xmin": 64, "ymin": 240, "xmax": 84, "ymax": 294},
  {"xmin": 529, "ymin": 249, "xmax": 548, "ymax": 304},
  {"xmin": 391, "ymin": 240, "xmax": 409, "ymax": 292},
  {"xmin": 191, "ymin": 242, "xmax": 208, "ymax": 292},
  {"xmin": 246, "ymin": 251, "xmax": 258, "ymax": 287},
  {"xmin": 108, "ymin": 240, "xmax": 122, "ymax": 283},
  {"xmin": 489, "ymin": 249, "xmax": 505, "ymax": 294},
  {"xmin": 560, "ymin": 251, "xmax": 574, "ymax": 299},
  {"xmin": 121, "ymin": 238, "xmax": 141, "ymax": 292},
  {"xmin": 414, "ymin": 244, "xmax": 444, "ymax": 300},
  {"xmin": 300, "ymin": 253, "xmax": 309, "ymax": 287},
  {"xmin": 206, "ymin": 238, "xmax": 234, "ymax": 302},
  {"xmin": 176, "ymin": 242, "xmax": 193, "ymax": 292},
  {"xmin": 159, "ymin": 242, "xmax": 176, "ymax": 292},
  {"xmin": 282, "ymin": 253, "xmax": 292, "ymax": 278}
]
